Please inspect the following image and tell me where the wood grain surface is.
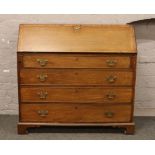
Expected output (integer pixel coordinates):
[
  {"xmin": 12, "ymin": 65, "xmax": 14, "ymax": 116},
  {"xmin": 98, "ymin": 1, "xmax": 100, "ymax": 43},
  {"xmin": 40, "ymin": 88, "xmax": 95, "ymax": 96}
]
[
  {"xmin": 22, "ymin": 53, "xmax": 131, "ymax": 68},
  {"xmin": 18, "ymin": 24, "xmax": 137, "ymax": 53},
  {"xmin": 20, "ymin": 103, "xmax": 132, "ymax": 123},
  {"xmin": 20, "ymin": 87, "xmax": 132, "ymax": 103},
  {"xmin": 20, "ymin": 69, "xmax": 133, "ymax": 86}
]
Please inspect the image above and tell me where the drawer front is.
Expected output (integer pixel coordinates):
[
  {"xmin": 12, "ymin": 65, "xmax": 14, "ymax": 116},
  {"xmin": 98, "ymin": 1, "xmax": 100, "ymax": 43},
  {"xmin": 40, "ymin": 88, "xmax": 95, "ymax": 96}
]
[
  {"xmin": 20, "ymin": 103, "xmax": 132, "ymax": 123},
  {"xmin": 20, "ymin": 69, "xmax": 133, "ymax": 86},
  {"xmin": 22, "ymin": 54, "xmax": 131, "ymax": 69},
  {"xmin": 20, "ymin": 87, "xmax": 132, "ymax": 103}
]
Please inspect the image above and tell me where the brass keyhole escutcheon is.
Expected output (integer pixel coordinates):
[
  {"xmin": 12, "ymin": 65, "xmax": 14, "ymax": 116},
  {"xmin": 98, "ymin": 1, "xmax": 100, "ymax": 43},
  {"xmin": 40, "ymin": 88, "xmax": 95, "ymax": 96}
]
[
  {"xmin": 104, "ymin": 112, "xmax": 115, "ymax": 118},
  {"xmin": 74, "ymin": 89, "xmax": 79, "ymax": 93},
  {"xmin": 73, "ymin": 25, "xmax": 81, "ymax": 32},
  {"xmin": 37, "ymin": 91, "xmax": 48, "ymax": 99},
  {"xmin": 75, "ymin": 57, "xmax": 79, "ymax": 61},
  {"xmin": 37, "ymin": 110, "xmax": 48, "ymax": 117},
  {"xmin": 74, "ymin": 72, "xmax": 78, "ymax": 75},
  {"xmin": 37, "ymin": 59, "xmax": 48, "ymax": 67},
  {"xmin": 106, "ymin": 75, "xmax": 117, "ymax": 83},
  {"xmin": 106, "ymin": 60, "xmax": 117, "ymax": 67},
  {"xmin": 37, "ymin": 74, "xmax": 48, "ymax": 82},
  {"xmin": 74, "ymin": 106, "xmax": 78, "ymax": 110}
]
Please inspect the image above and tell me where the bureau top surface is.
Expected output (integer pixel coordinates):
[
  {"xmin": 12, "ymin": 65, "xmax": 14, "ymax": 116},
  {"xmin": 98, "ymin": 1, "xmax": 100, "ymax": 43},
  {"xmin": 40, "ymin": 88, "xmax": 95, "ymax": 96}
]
[{"xmin": 17, "ymin": 24, "xmax": 137, "ymax": 53}]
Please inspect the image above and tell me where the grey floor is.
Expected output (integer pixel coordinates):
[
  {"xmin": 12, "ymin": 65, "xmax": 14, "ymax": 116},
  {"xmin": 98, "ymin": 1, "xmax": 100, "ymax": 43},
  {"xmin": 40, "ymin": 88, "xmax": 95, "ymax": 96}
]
[{"xmin": 0, "ymin": 115, "xmax": 155, "ymax": 140}]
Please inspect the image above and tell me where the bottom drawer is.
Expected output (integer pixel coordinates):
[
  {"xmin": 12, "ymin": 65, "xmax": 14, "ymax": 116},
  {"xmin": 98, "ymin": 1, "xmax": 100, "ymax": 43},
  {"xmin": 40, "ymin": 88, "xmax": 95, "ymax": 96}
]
[{"xmin": 20, "ymin": 103, "xmax": 132, "ymax": 123}]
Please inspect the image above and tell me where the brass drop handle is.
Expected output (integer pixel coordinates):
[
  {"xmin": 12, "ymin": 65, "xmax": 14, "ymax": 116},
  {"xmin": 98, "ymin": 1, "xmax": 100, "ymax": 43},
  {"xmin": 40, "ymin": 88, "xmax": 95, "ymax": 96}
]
[
  {"xmin": 73, "ymin": 25, "xmax": 81, "ymax": 31},
  {"xmin": 37, "ymin": 74, "xmax": 48, "ymax": 82},
  {"xmin": 105, "ymin": 112, "xmax": 115, "ymax": 118},
  {"xmin": 106, "ymin": 93, "xmax": 116, "ymax": 100},
  {"xmin": 37, "ymin": 110, "xmax": 48, "ymax": 117},
  {"xmin": 37, "ymin": 91, "xmax": 48, "ymax": 99},
  {"xmin": 106, "ymin": 60, "xmax": 117, "ymax": 67},
  {"xmin": 107, "ymin": 75, "xmax": 117, "ymax": 83},
  {"xmin": 37, "ymin": 59, "xmax": 48, "ymax": 67}
]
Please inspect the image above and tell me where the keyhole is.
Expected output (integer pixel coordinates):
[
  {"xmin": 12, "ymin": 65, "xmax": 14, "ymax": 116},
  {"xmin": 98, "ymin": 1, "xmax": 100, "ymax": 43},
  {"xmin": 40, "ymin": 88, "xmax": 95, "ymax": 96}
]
[
  {"xmin": 75, "ymin": 57, "xmax": 79, "ymax": 61},
  {"xmin": 74, "ymin": 106, "xmax": 78, "ymax": 110},
  {"xmin": 74, "ymin": 89, "xmax": 79, "ymax": 93}
]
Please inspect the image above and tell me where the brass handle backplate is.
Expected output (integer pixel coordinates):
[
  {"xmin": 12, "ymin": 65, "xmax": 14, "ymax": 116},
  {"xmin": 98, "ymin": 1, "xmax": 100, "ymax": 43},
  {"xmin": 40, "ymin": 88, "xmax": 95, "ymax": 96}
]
[
  {"xmin": 106, "ymin": 93, "xmax": 116, "ymax": 100},
  {"xmin": 37, "ymin": 74, "xmax": 48, "ymax": 82},
  {"xmin": 37, "ymin": 59, "xmax": 48, "ymax": 67},
  {"xmin": 106, "ymin": 75, "xmax": 117, "ymax": 83},
  {"xmin": 104, "ymin": 112, "xmax": 115, "ymax": 118},
  {"xmin": 106, "ymin": 60, "xmax": 117, "ymax": 67},
  {"xmin": 37, "ymin": 110, "xmax": 48, "ymax": 117},
  {"xmin": 37, "ymin": 91, "xmax": 48, "ymax": 99}
]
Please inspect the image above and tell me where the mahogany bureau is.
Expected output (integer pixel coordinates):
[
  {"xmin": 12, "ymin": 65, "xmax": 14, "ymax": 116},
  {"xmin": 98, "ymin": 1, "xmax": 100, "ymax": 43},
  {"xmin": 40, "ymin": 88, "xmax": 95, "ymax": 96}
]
[{"xmin": 17, "ymin": 24, "xmax": 137, "ymax": 134}]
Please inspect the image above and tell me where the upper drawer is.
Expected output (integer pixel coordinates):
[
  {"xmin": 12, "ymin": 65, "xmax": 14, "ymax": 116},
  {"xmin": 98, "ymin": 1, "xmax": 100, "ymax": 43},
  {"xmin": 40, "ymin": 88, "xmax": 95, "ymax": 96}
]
[{"xmin": 21, "ymin": 54, "xmax": 131, "ymax": 69}]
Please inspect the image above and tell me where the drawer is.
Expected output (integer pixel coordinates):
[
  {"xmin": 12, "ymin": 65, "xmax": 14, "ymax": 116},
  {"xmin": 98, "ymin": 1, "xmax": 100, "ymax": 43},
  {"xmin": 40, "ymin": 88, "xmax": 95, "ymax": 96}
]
[
  {"xmin": 20, "ymin": 69, "xmax": 133, "ymax": 86},
  {"xmin": 20, "ymin": 87, "xmax": 132, "ymax": 103},
  {"xmin": 20, "ymin": 103, "xmax": 132, "ymax": 123},
  {"xmin": 22, "ymin": 54, "xmax": 131, "ymax": 69}
]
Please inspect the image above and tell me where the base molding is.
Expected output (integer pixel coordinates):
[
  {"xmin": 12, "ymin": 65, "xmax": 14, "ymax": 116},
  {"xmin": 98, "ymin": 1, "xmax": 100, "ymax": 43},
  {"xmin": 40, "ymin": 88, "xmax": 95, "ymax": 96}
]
[{"xmin": 17, "ymin": 122, "xmax": 135, "ymax": 135}]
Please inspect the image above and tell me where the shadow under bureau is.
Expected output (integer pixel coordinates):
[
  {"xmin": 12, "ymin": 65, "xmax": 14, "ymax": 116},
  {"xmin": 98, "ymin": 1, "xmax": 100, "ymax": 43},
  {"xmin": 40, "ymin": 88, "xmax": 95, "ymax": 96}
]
[{"xmin": 17, "ymin": 24, "xmax": 137, "ymax": 134}]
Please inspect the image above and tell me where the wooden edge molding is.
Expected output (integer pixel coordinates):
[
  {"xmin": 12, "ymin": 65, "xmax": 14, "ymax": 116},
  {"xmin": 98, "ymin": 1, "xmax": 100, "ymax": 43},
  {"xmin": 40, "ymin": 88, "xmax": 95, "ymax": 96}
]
[{"xmin": 18, "ymin": 122, "xmax": 135, "ymax": 135}]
